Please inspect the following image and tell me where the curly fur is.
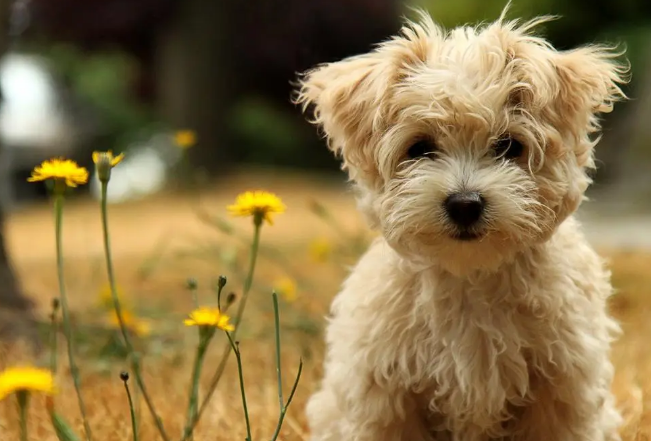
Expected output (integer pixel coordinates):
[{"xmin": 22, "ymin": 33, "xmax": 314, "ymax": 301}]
[{"xmin": 294, "ymin": 5, "xmax": 629, "ymax": 441}]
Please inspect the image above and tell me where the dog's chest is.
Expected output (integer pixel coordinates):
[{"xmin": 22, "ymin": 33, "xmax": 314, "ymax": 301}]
[{"xmin": 392, "ymin": 273, "xmax": 558, "ymax": 429}]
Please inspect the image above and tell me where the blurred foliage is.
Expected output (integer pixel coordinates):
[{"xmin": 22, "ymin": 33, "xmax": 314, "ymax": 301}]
[
  {"xmin": 235, "ymin": 0, "xmax": 651, "ymax": 167},
  {"xmin": 19, "ymin": 0, "xmax": 651, "ymax": 172},
  {"xmin": 229, "ymin": 95, "xmax": 339, "ymax": 171},
  {"xmin": 229, "ymin": 96, "xmax": 311, "ymax": 164},
  {"xmin": 411, "ymin": 0, "xmax": 650, "ymax": 41},
  {"xmin": 40, "ymin": 43, "xmax": 161, "ymax": 153},
  {"xmin": 411, "ymin": 0, "xmax": 651, "ymax": 88}
]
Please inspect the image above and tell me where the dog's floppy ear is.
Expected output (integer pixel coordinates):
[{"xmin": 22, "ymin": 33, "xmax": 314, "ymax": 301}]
[
  {"xmin": 294, "ymin": 52, "xmax": 394, "ymax": 181},
  {"xmin": 551, "ymin": 45, "xmax": 629, "ymax": 165},
  {"xmin": 546, "ymin": 46, "xmax": 629, "ymax": 226}
]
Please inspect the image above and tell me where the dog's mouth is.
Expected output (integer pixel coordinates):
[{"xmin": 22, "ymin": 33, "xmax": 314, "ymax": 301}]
[{"xmin": 451, "ymin": 230, "xmax": 483, "ymax": 241}]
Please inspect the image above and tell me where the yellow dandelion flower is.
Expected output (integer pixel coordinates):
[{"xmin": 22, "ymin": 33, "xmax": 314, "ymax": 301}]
[
  {"xmin": 184, "ymin": 307, "xmax": 234, "ymax": 332},
  {"xmin": 227, "ymin": 190, "xmax": 286, "ymax": 225},
  {"xmin": 174, "ymin": 130, "xmax": 197, "ymax": 149},
  {"xmin": 274, "ymin": 276, "xmax": 298, "ymax": 303},
  {"xmin": 0, "ymin": 367, "xmax": 56, "ymax": 401},
  {"xmin": 97, "ymin": 284, "xmax": 130, "ymax": 311},
  {"xmin": 108, "ymin": 310, "xmax": 151, "ymax": 337},
  {"xmin": 27, "ymin": 158, "xmax": 88, "ymax": 188},
  {"xmin": 309, "ymin": 237, "xmax": 332, "ymax": 263}
]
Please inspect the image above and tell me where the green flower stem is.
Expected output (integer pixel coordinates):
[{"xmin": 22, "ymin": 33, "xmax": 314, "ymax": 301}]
[
  {"xmin": 182, "ymin": 218, "xmax": 263, "ymax": 440},
  {"xmin": 53, "ymin": 193, "xmax": 93, "ymax": 441},
  {"xmin": 270, "ymin": 359, "xmax": 303, "ymax": 441},
  {"xmin": 183, "ymin": 332, "xmax": 212, "ymax": 441},
  {"xmin": 270, "ymin": 292, "xmax": 303, "ymax": 441},
  {"xmin": 196, "ymin": 210, "xmax": 302, "ymax": 282},
  {"xmin": 226, "ymin": 334, "xmax": 252, "ymax": 441},
  {"xmin": 49, "ymin": 301, "xmax": 59, "ymax": 375},
  {"xmin": 272, "ymin": 293, "xmax": 284, "ymax": 409},
  {"xmin": 240, "ymin": 216, "xmax": 263, "ymax": 299},
  {"xmin": 99, "ymin": 182, "xmax": 170, "ymax": 441},
  {"xmin": 195, "ymin": 210, "xmax": 321, "ymax": 301},
  {"xmin": 17, "ymin": 391, "xmax": 29, "ymax": 441},
  {"xmin": 122, "ymin": 377, "xmax": 139, "ymax": 441}
]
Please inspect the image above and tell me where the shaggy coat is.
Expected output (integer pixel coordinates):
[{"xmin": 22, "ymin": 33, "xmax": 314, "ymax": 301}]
[{"xmin": 295, "ymin": 7, "xmax": 628, "ymax": 441}]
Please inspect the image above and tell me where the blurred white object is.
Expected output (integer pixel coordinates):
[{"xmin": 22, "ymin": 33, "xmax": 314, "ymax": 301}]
[
  {"xmin": 0, "ymin": 51, "xmax": 183, "ymax": 207},
  {"xmin": 89, "ymin": 133, "xmax": 183, "ymax": 203},
  {"xmin": 0, "ymin": 52, "xmax": 77, "ymax": 156},
  {"xmin": 0, "ymin": 52, "xmax": 93, "ymax": 211}
]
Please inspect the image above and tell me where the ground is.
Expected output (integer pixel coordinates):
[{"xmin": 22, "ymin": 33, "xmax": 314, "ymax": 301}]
[{"xmin": 0, "ymin": 168, "xmax": 649, "ymax": 441}]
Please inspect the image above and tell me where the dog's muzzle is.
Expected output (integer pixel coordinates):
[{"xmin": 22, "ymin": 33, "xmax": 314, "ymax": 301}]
[{"xmin": 444, "ymin": 191, "xmax": 485, "ymax": 240}]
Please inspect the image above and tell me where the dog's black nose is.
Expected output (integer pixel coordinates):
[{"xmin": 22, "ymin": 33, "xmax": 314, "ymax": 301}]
[{"xmin": 444, "ymin": 192, "xmax": 485, "ymax": 228}]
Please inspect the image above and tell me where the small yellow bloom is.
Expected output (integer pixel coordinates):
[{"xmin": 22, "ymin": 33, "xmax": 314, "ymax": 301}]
[
  {"xmin": 108, "ymin": 310, "xmax": 151, "ymax": 337},
  {"xmin": 93, "ymin": 150, "xmax": 124, "ymax": 182},
  {"xmin": 92, "ymin": 150, "xmax": 124, "ymax": 167},
  {"xmin": 227, "ymin": 190, "xmax": 286, "ymax": 225},
  {"xmin": 27, "ymin": 158, "xmax": 88, "ymax": 188},
  {"xmin": 184, "ymin": 307, "xmax": 234, "ymax": 332},
  {"xmin": 174, "ymin": 130, "xmax": 197, "ymax": 149},
  {"xmin": 274, "ymin": 276, "xmax": 298, "ymax": 303},
  {"xmin": 98, "ymin": 284, "xmax": 130, "ymax": 311},
  {"xmin": 0, "ymin": 367, "xmax": 56, "ymax": 401},
  {"xmin": 309, "ymin": 237, "xmax": 332, "ymax": 263}
]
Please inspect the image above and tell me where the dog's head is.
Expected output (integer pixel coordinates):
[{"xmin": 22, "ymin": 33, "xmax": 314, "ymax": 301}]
[{"xmin": 295, "ymin": 9, "xmax": 628, "ymax": 275}]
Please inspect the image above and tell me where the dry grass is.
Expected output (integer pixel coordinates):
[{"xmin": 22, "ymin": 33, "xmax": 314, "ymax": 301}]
[{"xmin": 0, "ymin": 168, "xmax": 649, "ymax": 441}]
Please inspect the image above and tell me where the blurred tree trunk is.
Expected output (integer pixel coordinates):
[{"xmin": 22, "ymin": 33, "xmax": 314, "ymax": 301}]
[
  {"xmin": 0, "ymin": 210, "xmax": 31, "ymax": 312},
  {"xmin": 0, "ymin": 0, "xmax": 40, "ymax": 350},
  {"xmin": 153, "ymin": 0, "xmax": 402, "ymax": 177},
  {"xmin": 155, "ymin": 0, "xmax": 239, "ymax": 176}
]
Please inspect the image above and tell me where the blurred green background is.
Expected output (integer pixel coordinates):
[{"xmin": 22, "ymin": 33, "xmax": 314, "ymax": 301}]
[{"xmin": 1, "ymin": 0, "xmax": 650, "ymax": 206}]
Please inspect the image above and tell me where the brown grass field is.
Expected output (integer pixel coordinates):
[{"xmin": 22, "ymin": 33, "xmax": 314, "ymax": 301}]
[{"xmin": 0, "ymin": 168, "xmax": 650, "ymax": 441}]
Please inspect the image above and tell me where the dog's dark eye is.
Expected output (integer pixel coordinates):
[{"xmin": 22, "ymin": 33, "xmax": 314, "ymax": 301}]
[
  {"xmin": 493, "ymin": 137, "xmax": 524, "ymax": 160},
  {"xmin": 407, "ymin": 140, "xmax": 437, "ymax": 159}
]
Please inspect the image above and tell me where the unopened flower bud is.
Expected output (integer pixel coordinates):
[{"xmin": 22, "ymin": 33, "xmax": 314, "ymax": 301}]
[
  {"xmin": 217, "ymin": 275, "xmax": 227, "ymax": 290},
  {"xmin": 185, "ymin": 278, "xmax": 198, "ymax": 290},
  {"xmin": 92, "ymin": 151, "xmax": 124, "ymax": 183}
]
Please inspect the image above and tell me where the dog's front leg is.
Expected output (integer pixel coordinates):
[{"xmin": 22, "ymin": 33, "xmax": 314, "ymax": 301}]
[{"xmin": 510, "ymin": 371, "xmax": 622, "ymax": 441}]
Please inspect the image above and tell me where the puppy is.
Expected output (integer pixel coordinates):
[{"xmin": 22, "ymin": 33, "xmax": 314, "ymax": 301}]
[{"xmin": 295, "ymin": 7, "xmax": 629, "ymax": 441}]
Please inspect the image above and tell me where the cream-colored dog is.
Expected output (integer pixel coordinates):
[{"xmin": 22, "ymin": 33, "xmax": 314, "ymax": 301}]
[{"xmin": 295, "ymin": 6, "xmax": 629, "ymax": 441}]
